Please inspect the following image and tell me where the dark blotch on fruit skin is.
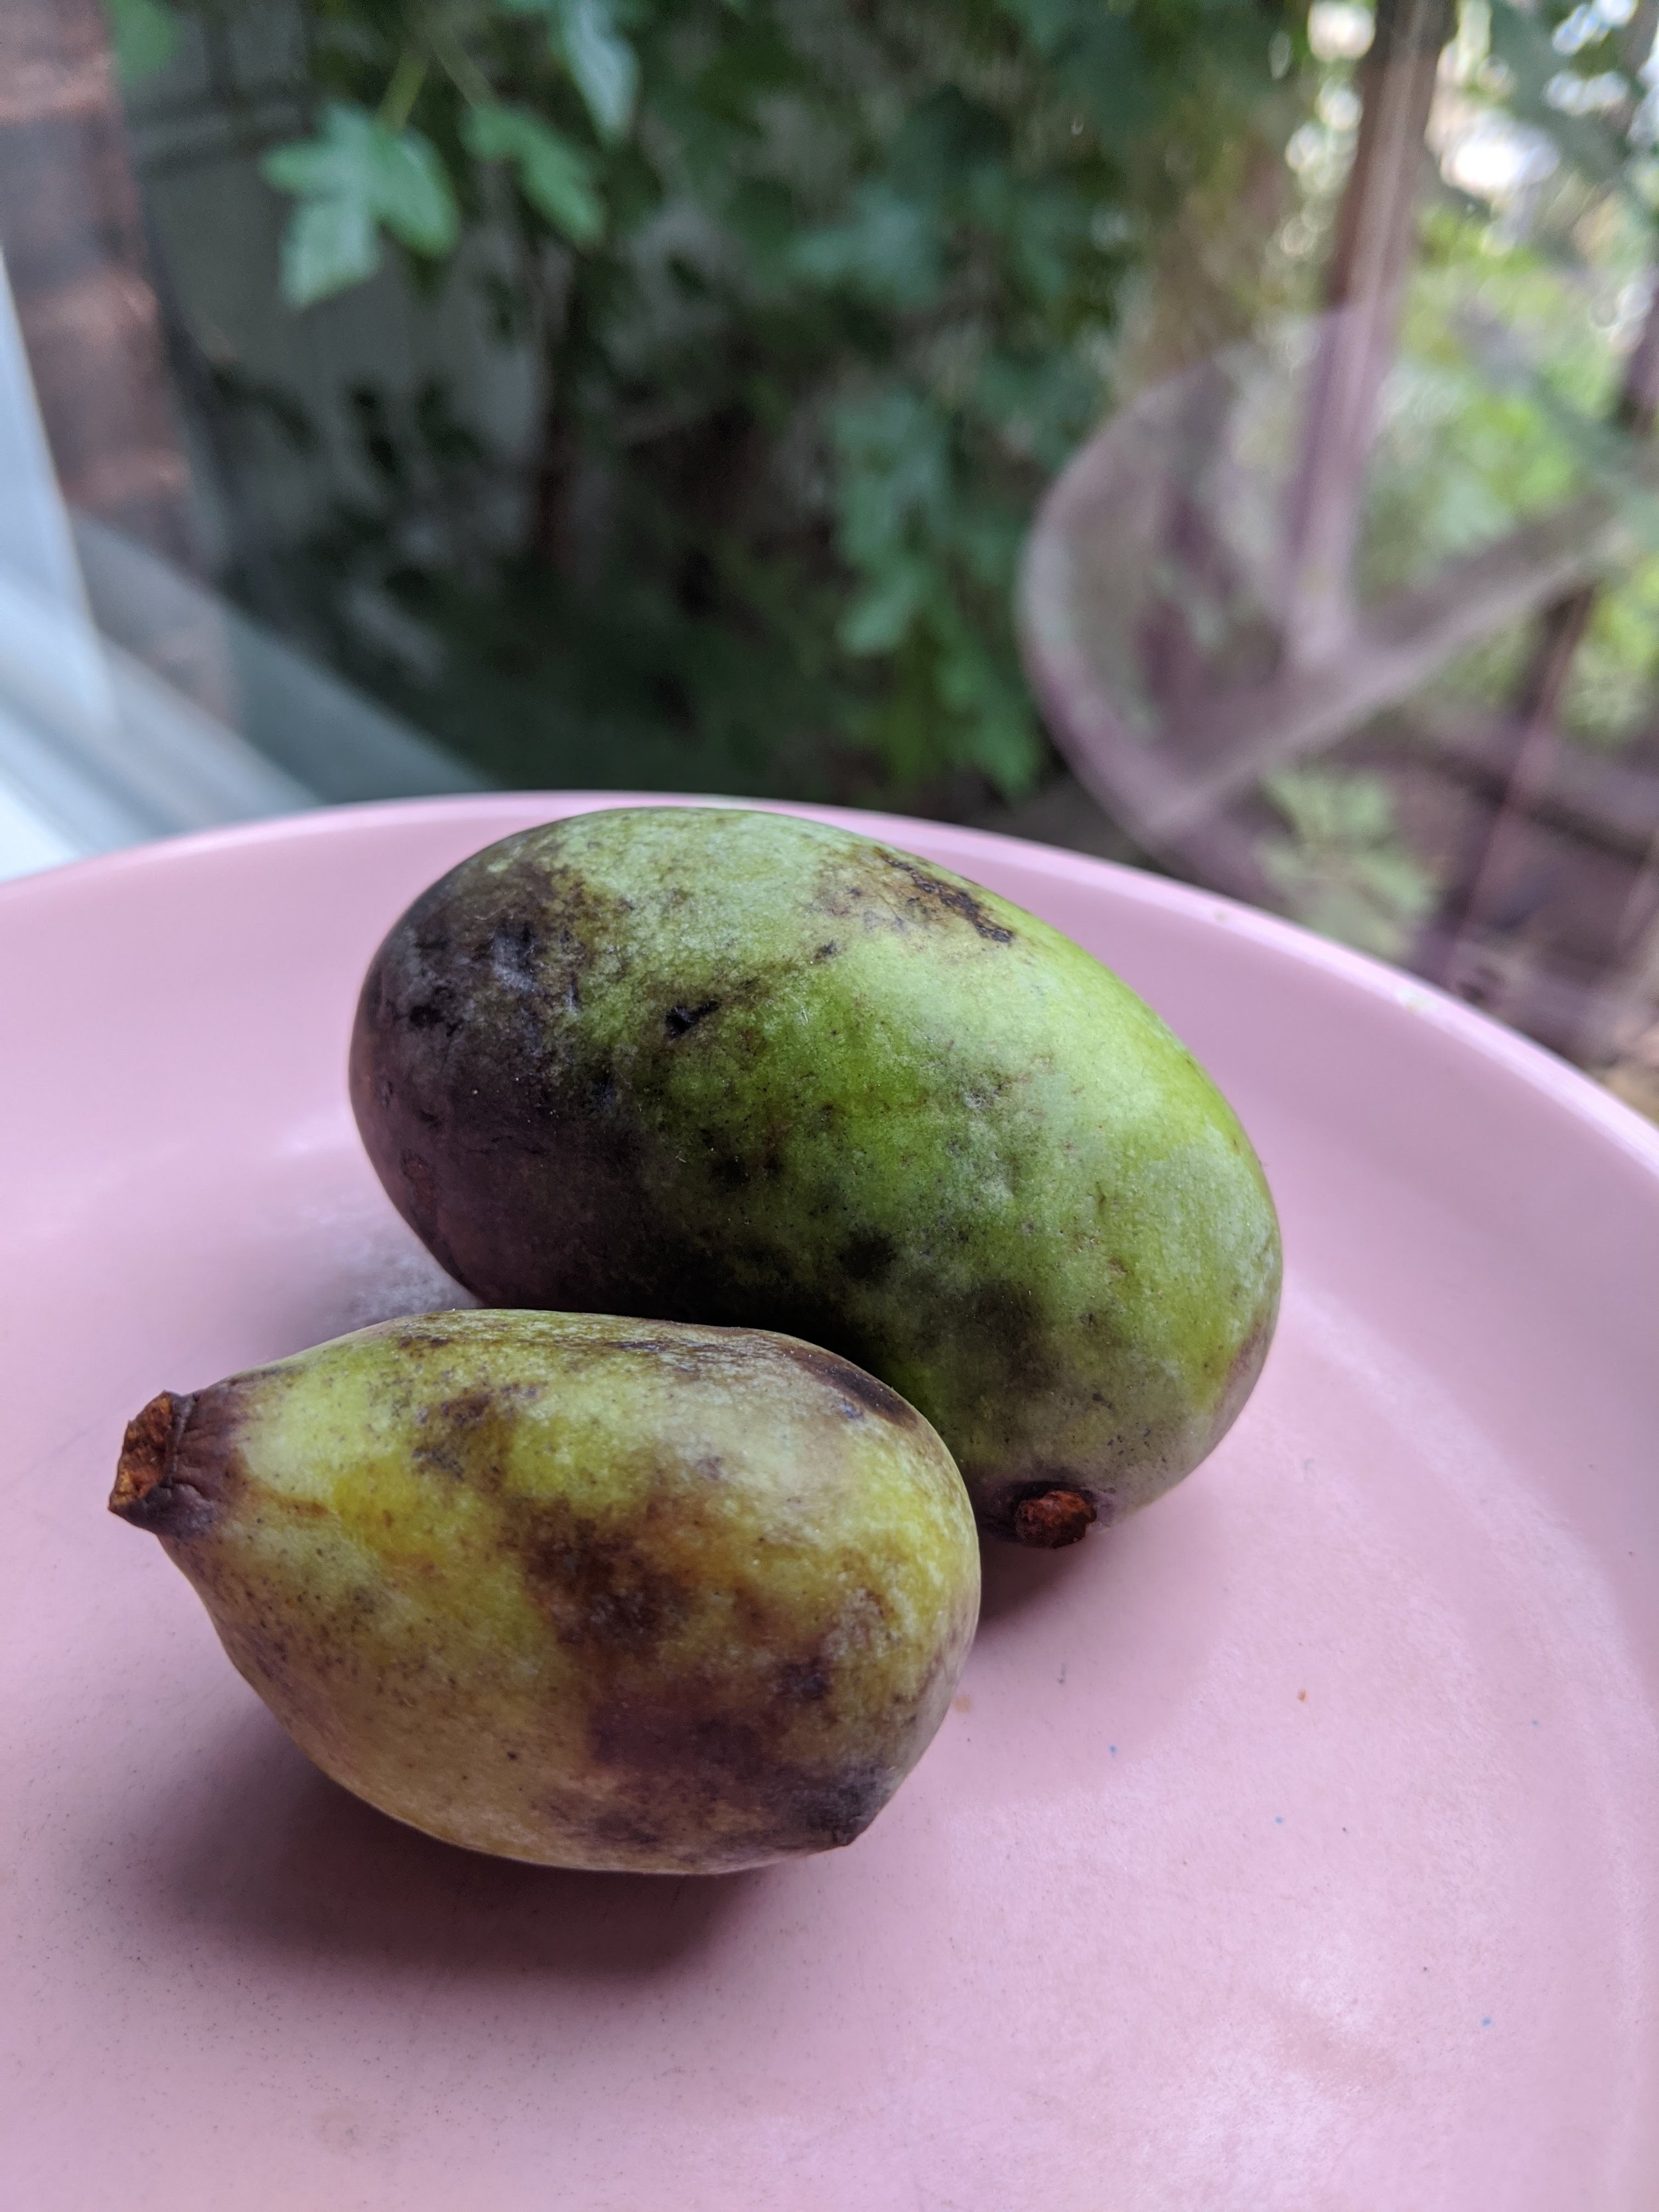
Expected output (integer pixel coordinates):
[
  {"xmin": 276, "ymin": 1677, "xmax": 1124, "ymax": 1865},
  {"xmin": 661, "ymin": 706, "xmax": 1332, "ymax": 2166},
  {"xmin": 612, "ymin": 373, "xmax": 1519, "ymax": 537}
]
[
  {"xmin": 519, "ymin": 1503, "xmax": 697, "ymax": 1655},
  {"xmin": 840, "ymin": 1230, "xmax": 897, "ymax": 1285},
  {"xmin": 770, "ymin": 1760, "xmax": 893, "ymax": 1851},
  {"xmin": 772, "ymin": 1339, "xmax": 920, "ymax": 1428},
  {"xmin": 579, "ymin": 1683, "xmax": 885, "ymax": 1860},
  {"xmin": 778, "ymin": 1653, "xmax": 833, "ymax": 1702},
  {"xmin": 350, "ymin": 842, "xmax": 660, "ymax": 1314},
  {"xmin": 876, "ymin": 849, "xmax": 1015, "ymax": 944}
]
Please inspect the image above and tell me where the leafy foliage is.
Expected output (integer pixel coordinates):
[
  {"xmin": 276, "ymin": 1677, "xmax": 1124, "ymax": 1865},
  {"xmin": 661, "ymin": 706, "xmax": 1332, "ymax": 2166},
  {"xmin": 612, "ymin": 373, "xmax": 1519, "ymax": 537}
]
[
  {"xmin": 1241, "ymin": 0, "xmax": 1659, "ymax": 965},
  {"xmin": 1354, "ymin": 196, "xmax": 1659, "ymax": 749},
  {"xmin": 1260, "ymin": 767, "xmax": 1437, "ymax": 958},
  {"xmin": 263, "ymin": 104, "xmax": 461, "ymax": 305},
  {"xmin": 459, "ymin": 104, "xmax": 604, "ymax": 244},
  {"xmin": 135, "ymin": 0, "xmax": 1299, "ymax": 803},
  {"xmin": 108, "ymin": 0, "xmax": 182, "ymax": 86}
]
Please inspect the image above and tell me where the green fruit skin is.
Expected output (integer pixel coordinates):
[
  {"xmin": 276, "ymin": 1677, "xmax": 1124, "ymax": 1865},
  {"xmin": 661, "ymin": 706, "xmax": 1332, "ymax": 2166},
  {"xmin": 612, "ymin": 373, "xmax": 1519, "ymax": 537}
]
[
  {"xmin": 350, "ymin": 808, "xmax": 1281, "ymax": 1538},
  {"xmin": 110, "ymin": 1311, "xmax": 979, "ymax": 1874}
]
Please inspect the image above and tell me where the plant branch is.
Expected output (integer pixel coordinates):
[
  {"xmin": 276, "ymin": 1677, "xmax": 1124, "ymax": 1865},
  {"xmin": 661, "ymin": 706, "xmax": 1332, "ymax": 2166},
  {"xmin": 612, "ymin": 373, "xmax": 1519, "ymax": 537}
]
[
  {"xmin": 433, "ymin": 30, "xmax": 494, "ymax": 111},
  {"xmin": 380, "ymin": 48, "xmax": 429, "ymax": 132}
]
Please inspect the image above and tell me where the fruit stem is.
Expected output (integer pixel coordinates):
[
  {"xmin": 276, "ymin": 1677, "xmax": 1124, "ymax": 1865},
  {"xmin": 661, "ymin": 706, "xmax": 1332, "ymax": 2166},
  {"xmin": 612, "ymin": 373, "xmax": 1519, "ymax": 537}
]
[
  {"xmin": 1012, "ymin": 1489, "xmax": 1097, "ymax": 1548},
  {"xmin": 109, "ymin": 1392, "xmax": 192, "ymax": 1526}
]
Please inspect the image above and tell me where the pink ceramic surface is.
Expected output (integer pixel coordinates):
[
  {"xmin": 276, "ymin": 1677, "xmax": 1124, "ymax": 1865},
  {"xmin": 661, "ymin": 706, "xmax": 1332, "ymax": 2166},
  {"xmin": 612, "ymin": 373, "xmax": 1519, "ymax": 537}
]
[{"xmin": 5, "ymin": 796, "xmax": 1659, "ymax": 2212}]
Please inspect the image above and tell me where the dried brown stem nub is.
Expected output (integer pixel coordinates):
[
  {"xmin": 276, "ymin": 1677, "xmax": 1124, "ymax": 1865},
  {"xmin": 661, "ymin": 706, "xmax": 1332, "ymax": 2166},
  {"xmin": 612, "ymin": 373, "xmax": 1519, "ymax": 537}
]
[
  {"xmin": 109, "ymin": 1390, "xmax": 192, "ymax": 1525},
  {"xmin": 1012, "ymin": 1488, "xmax": 1097, "ymax": 1548}
]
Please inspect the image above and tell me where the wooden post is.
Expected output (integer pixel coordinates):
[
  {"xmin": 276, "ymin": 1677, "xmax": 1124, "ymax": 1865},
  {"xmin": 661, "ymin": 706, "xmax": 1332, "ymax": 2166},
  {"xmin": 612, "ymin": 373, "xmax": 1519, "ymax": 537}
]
[{"xmin": 1279, "ymin": 0, "xmax": 1456, "ymax": 664}]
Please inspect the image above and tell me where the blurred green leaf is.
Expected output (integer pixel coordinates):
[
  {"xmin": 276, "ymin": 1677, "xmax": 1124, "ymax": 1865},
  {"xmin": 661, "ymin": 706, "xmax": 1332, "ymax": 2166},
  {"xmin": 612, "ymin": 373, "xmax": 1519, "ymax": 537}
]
[
  {"xmin": 557, "ymin": 0, "xmax": 640, "ymax": 141},
  {"xmin": 463, "ymin": 104, "xmax": 606, "ymax": 244},
  {"xmin": 279, "ymin": 192, "xmax": 382, "ymax": 305},
  {"xmin": 994, "ymin": 0, "xmax": 1084, "ymax": 59},
  {"xmin": 1260, "ymin": 769, "xmax": 1437, "ymax": 959},
  {"xmin": 263, "ymin": 106, "xmax": 459, "ymax": 306},
  {"xmin": 1488, "ymin": 0, "xmax": 1630, "ymax": 195},
  {"xmin": 839, "ymin": 560, "xmax": 929, "ymax": 654},
  {"xmin": 108, "ymin": 0, "xmax": 180, "ymax": 85},
  {"xmin": 936, "ymin": 630, "xmax": 1044, "ymax": 795},
  {"xmin": 378, "ymin": 141, "xmax": 459, "ymax": 255},
  {"xmin": 792, "ymin": 186, "xmax": 944, "ymax": 305},
  {"xmin": 500, "ymin": 0, "xmax": 638, "ymax": 139},
  {"xmin": 831, "ymin": 389, "xmax": 952, "ymax": 558},
  {"xmin": 1057, "ymin": 17, "xmax": 1155, "ymax": 137}
]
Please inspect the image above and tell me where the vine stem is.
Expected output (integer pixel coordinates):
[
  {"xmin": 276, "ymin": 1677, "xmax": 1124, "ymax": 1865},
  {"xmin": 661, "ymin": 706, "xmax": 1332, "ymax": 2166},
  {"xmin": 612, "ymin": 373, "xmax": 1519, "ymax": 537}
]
[
  {"xmin": 434, "ymin": 31, "xmax": 495, "ymax": 110},
  {"xmin": 380, "ymin": 47, "xmax": 429, "ymax": 131}
]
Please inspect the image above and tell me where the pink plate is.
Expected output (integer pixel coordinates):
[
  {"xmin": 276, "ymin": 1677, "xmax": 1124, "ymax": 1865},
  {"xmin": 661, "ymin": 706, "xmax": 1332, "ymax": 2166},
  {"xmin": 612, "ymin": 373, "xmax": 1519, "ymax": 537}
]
[{"xmin": 5, "ymin": 796, "xmax": 1659, "ymax": 2211}]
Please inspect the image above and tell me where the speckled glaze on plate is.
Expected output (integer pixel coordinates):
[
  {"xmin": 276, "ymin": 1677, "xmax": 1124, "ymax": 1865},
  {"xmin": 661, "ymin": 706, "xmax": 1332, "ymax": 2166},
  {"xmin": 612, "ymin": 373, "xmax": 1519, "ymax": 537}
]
[{"xmin": 4, "ymin": 796, "xmax": 1658, "ymax": 2212}]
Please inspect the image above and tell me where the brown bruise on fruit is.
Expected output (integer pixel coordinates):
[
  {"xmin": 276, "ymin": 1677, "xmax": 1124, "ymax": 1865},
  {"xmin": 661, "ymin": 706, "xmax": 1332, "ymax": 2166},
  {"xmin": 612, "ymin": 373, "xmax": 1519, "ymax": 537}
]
[
  {"xmin": 536, "ymin": 1472, "xmax": 902, "ymax": 1865},
  {"xmin": 870, "ymin": 848, "xmax": 1017, "ymax": 944},
  {"xmin": 768, "ymin": 1337, "xmax": 922, "ymax": 1429},
  {"xmin": 109, "ymin": 1313, "xmax": 980, "ymax": 1874}
]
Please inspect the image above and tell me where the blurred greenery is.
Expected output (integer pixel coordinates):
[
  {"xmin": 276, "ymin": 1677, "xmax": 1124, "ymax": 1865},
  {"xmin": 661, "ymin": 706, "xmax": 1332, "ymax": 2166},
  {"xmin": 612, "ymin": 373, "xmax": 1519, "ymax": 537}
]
[
  {"xmin": 121, "ymin": 0, "xmax": 1304, "ymax": 808},
  {"xmin": 1246, "ymin": 0, "xmax": 1659, "ymax": 964},
  {"xmin": 1260, "ymin": 765, "xmax": 1437, "ymax": 957},
  {"xmin": 1340, "ymin": 11, "xmax": 1659, "ymax": 760},
  {"xmin": 109, "ymin": 0, "xmax": 182, "ymax": 84},
  {"xmin": 1347, "ymin": 208, "xmax": 1623, "ymax": 747},
  {"xmin": 110, "ymin": 0, "xmax": 1659, "ymax": 1000}
]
